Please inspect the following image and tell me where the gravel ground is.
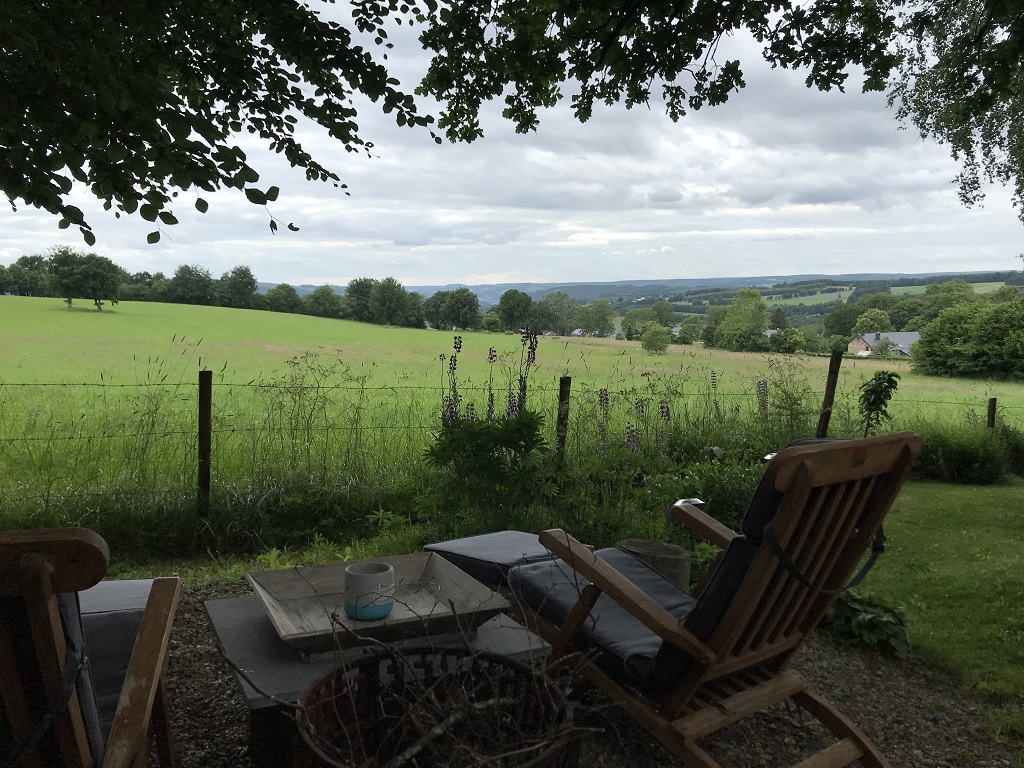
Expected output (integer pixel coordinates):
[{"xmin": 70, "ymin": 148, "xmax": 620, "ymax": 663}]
[{"xmin": 166, "ymin": 580, "xmax": 1020, "ymax": 767}]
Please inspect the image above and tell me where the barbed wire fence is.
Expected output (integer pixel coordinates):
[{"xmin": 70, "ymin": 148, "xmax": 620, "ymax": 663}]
[{"xmin": 1, "ymin": 371, "xmax": 1021, "ymax": 523}]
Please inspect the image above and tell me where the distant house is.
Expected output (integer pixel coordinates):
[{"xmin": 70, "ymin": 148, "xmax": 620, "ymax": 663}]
[{"xmin": 848, "ymin": 331, "xmax": 921, "ymax": 356}]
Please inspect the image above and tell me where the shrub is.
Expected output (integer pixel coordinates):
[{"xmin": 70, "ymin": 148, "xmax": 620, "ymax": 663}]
[
  {"xmin": 823, "ymin": 591, "xmax": 909, "ymax": 657},
  {"xmin": 994, "ymin": 422, "xmax": 1024, "ymax": 477},
  {"xmin": 911, "ymin": 419, "xmax": 1007, "ymax": 484}
]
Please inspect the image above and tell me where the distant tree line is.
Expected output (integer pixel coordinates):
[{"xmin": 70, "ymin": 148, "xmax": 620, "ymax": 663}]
[{"xmin": 0, "ymin": 248, "xmax": 626, "ymax": 337}]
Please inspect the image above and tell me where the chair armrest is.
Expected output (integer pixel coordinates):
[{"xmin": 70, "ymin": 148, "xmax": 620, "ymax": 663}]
[
  {"xmin": 539, "ymin": 530, "xmax": 715, "ymax": 666},
  {"xmin": 666, "ymin": 500, "xmax": 738, "ymax": 549},
  {"xmin": 102, "ymin": 577, "xmax": 181, "ymax": 768}
]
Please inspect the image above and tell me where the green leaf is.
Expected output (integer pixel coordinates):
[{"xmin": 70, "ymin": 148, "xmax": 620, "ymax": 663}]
[
  {"xmin": 244, "ymin": 188, "xmax": 266, "ymax": 205},
  {"xmin": 82, "ymin": 229, "xmax": 96, "ymax": 246},
  {"xmin": 269, "ymin": 219, "xmax": 278, "ymax": 233},
  {"xmin": 158, "ymin": 211, "xmax": 179, "ymax": 225},
  {"xmin": 195, "ymin": 197, "xmax": 209, "ymax": 213},
  {"xmin": 147, "ymin": 231, "xmax": 161, "ymax": 244},
  {"xmin": 287, "ymin": 222, "xmax": 299, "ymax": 231},
  {"xmin": 140, "ymin": 204, "xmax": 159, "ymax": 222},
  {"xmin": 265, "ymin": 186, "xmax": 280, "ymax": 202}
]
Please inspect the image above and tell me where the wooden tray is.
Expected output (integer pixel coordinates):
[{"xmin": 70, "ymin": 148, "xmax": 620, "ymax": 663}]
[{"xmin": 246, "ymin": 552, "xmax": 510, "ymax": 651}]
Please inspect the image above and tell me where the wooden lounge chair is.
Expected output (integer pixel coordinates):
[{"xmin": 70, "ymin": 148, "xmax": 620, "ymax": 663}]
[
  {"xmin": 0, "ymin": 528, "xmax": 181, "ymax": 767},
  {"xmin": 508, "ymin": 432, "xmax": 922, "ymax": 768}
]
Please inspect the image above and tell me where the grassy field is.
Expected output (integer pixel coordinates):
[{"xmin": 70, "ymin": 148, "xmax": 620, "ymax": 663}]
[
  {"xmin": 891, "ymin": 281, "xmax": 1005, "ymax": 296},
  {"xmin": 4, "ymin": 295, "xmax": 1024, "ymax": 408},
  {"xmin": 870, "ymin": 480, "xmax": 1024, "ymax": 743},
  {"xmin": 766, "ymin": 288, "xmax": 856, "ymax": 306},
  {"xmin": 2, "ymin": 294, "xmax": 1023, "ymax": 550}
]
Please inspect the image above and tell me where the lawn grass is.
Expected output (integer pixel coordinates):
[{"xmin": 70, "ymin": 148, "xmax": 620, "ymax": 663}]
[{"xmin": 869, "ymin": 480, "xmax": 1024, "ymax": 712}]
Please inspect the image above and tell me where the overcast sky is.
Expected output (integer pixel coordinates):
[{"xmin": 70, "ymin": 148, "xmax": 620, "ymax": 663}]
[{"xmin": 2, "ymin": 26, "xmax": 1021, "ymax": 288}]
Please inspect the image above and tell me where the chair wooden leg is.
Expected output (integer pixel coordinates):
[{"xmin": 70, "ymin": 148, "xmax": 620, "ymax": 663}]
[
  {"xmin": 151, "ymin": 675, "xmax": 175, "ymax": 768},
  {"xmin": 792, "ymin": 688, "xmax": 891, "ymax": 768}
]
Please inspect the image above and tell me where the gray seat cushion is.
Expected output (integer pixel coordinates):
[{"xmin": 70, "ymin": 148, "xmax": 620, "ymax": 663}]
[
  {"xmin": 79, "ymin": 579, "xmax": 154, "ymax": 744},
  {"xmin": 425, "ymin": 531, "xmax": 557, "ymax": 586},
  {"xmin": 509, "ymin": 548, "xmax": 698, "ymax": 690}
]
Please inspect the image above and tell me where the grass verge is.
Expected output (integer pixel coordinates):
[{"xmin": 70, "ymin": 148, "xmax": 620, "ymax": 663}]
[{"xmin": 867, "ymin": 479, "xmax": 1024, "ymax": 744}]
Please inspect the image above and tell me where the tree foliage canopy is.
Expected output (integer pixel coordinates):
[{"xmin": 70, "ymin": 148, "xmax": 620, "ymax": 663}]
[
  {"xmin": 48, "ymin": 247, "xmax": 122, "ymax": 310},
  {"xmin": 5, "ymin": 0, "xmax": 1022, "ymax": 242},
  {"xmin": 419, "ymin": 0, "xmax": 898, "ymax": 141},
  {"xmin": 889, "ymin": 0, "xmax": 1024, "ymax": 223},
  {"xmin": 715, "ymin": 288, "xmax": 770, "ymax": 352},
  {"xmin": 1, "ymin": 0, "xmax": 436, "ymax": 243}
]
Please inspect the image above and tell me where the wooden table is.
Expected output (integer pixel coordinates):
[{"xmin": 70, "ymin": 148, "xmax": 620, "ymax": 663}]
[{"xmin": 206, "ymin": 555, "xmax": 547, "ymax": 767}]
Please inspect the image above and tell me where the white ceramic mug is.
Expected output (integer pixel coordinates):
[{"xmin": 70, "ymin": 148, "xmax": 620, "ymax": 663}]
[{"xmin": 343, "ymin": 561, "xmax": 395, "ymax": 620}]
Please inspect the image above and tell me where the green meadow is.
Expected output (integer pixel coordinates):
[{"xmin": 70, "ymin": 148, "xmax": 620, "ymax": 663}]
[
  {"xmin": 2, "ymin": 293, "xmax": 1023, "ymax": 558},
  {"xmin": 767, "ymin": 287, "xmax": 856, "ymax": 305},
  {"xmin": 891, "ymin": 281, "xmax": 1005, "ymax": 296}
]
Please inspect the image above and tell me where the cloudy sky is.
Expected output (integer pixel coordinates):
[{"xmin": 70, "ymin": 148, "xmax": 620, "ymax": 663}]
[{"xmin": 2, "ymin": 25, "xmax": 1021, "ymax": 288}]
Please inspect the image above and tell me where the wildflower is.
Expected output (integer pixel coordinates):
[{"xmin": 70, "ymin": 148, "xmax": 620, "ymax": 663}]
[
  {"xmin": 448, "ymin": 355, "xmax": 457, "ymax": 374},
  {"xmin": 634, "ymin": 398, "xmax": 645, "ymax": 417},
  {"xmin": 453, "ymin": 335, "xmax": 463, "ymax": 354},
  {"xmin": 710, "ymin": 369, "xmax": 718, "ymax": 389},
  {"xmin": 465, "ymin": 403, "xmax": 477, "ymax": 421},
  {"xmin": 598, "ymin": 388, "xmax": 609, "ymax": 411},
  {"xmin": 625, "ymin": 422, "xmax": 640, "ymax": 453},
  {"xmin": 488, "ymin": 347, "xmax": 497, "ymax": 364},
  {"xmin": 659, "ymin": 399, "xmax": 671, "ymax": 422}
]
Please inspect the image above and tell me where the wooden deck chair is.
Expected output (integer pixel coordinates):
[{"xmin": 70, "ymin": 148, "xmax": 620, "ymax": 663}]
[
  {"xmin": 508, "ymin": 432, "xmax": 921, "ymax": 768},
  {"xmin": 0, "ymin": 528, "xmax": 181, "ymax": 768}
]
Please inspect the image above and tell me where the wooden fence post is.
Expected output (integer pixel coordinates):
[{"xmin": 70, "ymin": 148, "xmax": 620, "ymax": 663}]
[
  {"xmin": 816, "ymin": 349, "xmax": 845, "ymax": 439},
  {"xmin": 555, "ymin": 376, "xmax": 572, "ymax": 464},
  {"xmin": 988, "ymin": 397, "xmax": 997, "ymax": 429},
  {"xmin": 198, "ymin": 370, "xmax": 212, "ymax": 518}
]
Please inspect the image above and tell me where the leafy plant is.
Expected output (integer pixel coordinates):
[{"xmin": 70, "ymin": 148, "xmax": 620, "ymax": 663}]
[
  {"xmin": 859, "ymin": 370, "xmax": 901, "ymax": 437},
  {"xmin": 425, "ymin": 333, "xmax": 554, "ymax": 533},
  {"xmin": 823, "ymin": 591, "xmax": 910, "ymax": 657}
]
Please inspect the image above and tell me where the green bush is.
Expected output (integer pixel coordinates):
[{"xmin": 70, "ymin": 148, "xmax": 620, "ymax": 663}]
[
  {"xmin": 911, "ymin": 420, "xmax": 1008, "ymax": 484},
  {"xmin": 680, "ymin": 461, "xmax": 762, "ymax": 529},
  {"xmin": 823, "ymin": 591, "xmax": 909, "ymax": 657},
  {"xmin": 995, "ymin": 422, "xmax": 1024, "ymax": 477}
]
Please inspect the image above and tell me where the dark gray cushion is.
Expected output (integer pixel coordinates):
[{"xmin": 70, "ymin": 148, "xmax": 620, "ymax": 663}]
[
  {"xmin": 79, "ymin": 579, "xmax": 153, "ymax": 744},
  {"xmin": 425, "ymin": 531, "xmax": 556, "ymax": 586},
  {"xmin": 57, "ymin": 591, "xmax": 105, "ymax": 765},
  {"xmin": 509, "ymin": 548, "xmax": 697, "ymax": 690}
]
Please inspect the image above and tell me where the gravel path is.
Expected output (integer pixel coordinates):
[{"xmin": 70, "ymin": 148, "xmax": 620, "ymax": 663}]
[{"xmin": 166, "ymin": 580, "xmax": 1020, "ymax": 767}]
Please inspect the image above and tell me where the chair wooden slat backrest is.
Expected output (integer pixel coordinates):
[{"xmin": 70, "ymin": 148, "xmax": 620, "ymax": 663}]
[
  {"xmin": 668, "ymin": 433, "xmax": 920, "ymax": 715},
  {"xmin": 515, "ymin": 432, "xmax": 921, "ymax": 767},
  {"xmin": 1, "ymin": 529, "xmax": 109, "ymax": 768},
  {"xmin": 0, "ymin": 528, "xmax": 180, "ymax": 768}
]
